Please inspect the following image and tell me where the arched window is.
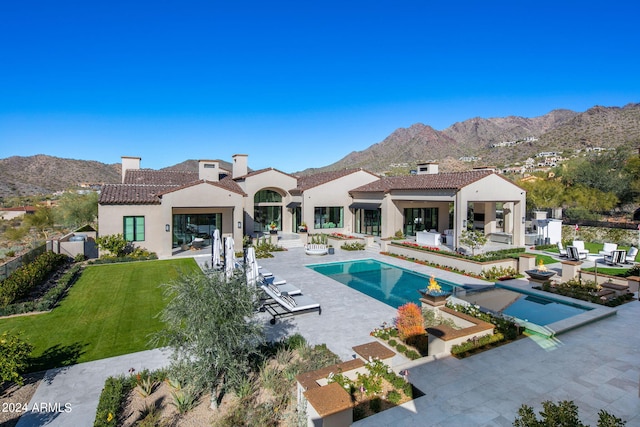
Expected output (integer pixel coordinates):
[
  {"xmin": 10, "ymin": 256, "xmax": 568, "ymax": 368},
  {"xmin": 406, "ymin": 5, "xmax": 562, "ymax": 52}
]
[{"xmin": 254, "ymin": 189, "xmax": 282, "ymax": 203}]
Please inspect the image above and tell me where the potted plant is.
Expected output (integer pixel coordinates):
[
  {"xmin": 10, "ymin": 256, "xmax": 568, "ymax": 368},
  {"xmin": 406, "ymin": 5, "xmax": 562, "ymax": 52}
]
[
  {"xmin": 298, "ymin": 222, "xmax": 308, "ymax": 233},
  {"xmin": 327, "ymin": 245, "xmax": 334, "ymax": 255},
  {"xmin": 269, "ymin": 222, "xmax": 278, "ymax": 234}
]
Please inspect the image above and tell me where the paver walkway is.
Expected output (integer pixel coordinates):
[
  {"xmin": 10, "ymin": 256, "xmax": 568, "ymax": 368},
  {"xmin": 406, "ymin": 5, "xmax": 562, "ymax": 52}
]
[{"xmin": 16, "ymin": 246, "xmax": 640, "ymax": 426}]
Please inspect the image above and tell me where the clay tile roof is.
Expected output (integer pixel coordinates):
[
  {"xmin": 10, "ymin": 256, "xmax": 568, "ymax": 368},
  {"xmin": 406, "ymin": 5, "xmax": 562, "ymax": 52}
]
[
  {"xmin": 350, "ymin": 170, "xmax": 493, "ymax": 193},
  {"xmin": 234, "ymin": 167, "xmax": 296, "ymax": 180},
  {"xmin": 157, "ymin": 176, "xmax": 246, "ymax": 196},
  {"xmin": 99, "ymin": 184, "xmax": 170, "ymax": 205},
  {"xmin": 124, "ymin": 169, "xmax": 199, "ymax": 185},
  {"xmin": 296, "ymin": 169, "xmax": 377, "ymax": 191},
  {"xmin": 101, "ymin": 174, "xmax": 245, "ymax": 205}
]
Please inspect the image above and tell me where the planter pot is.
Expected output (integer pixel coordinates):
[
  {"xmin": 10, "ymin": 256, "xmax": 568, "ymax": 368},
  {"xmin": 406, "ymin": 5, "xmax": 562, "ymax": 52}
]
[
  {"xmin": 269, "ymin": 230, "xmax": 278, "ymax": 235},
  {"xmin": 328, "ymin": 247, "xmax": 335, "ymax": 255}
]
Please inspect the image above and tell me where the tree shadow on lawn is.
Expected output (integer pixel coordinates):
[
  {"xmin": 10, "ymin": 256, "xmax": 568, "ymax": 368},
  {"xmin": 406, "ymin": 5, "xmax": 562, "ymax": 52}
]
[{"xmin": 28, "ymin": 342, "xmax": 88, "ymax": 378}]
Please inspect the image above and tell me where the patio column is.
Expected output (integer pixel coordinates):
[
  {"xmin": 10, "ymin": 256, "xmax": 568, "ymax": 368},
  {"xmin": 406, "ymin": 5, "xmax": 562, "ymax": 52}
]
[{"xmin": 561, "ymin": 260, "xmax": 581, "ymax": 282}]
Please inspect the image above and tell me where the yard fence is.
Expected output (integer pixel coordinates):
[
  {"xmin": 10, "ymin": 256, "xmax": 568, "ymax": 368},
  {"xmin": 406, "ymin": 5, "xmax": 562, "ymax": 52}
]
[{"xmin": 0, "ymin": 243, "xmax": 47, "ymax": 281}]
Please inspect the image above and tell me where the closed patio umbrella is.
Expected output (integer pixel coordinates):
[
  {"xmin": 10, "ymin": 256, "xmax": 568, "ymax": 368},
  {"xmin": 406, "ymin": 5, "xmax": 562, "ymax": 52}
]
[
  {"xmin": 212, "ymin": 229, "xmax": 222, "ymax": 268},
  {"xmin": 225, "ymin": 237, "xmax": 235, "ymax": 279},
  {"xmin": 245, "ymin": 246, "xmax": 259, "ymax": 287}
]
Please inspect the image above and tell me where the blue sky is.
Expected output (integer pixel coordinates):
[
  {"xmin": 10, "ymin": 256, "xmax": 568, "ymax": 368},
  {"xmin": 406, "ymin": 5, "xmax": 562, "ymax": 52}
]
[{"xmin": 1, "ymin": 1, "xmax": 639, "ymax": 173}]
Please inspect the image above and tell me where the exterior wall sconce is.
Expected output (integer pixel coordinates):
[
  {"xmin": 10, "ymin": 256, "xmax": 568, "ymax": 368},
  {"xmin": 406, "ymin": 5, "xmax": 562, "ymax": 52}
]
[
  {"xmin": 237, "ymin": 221, "xmax": 242, "ymax": 229},
  {"xmin": 165, "ymin": 224, "xmax": 170, "ymax": 232}
]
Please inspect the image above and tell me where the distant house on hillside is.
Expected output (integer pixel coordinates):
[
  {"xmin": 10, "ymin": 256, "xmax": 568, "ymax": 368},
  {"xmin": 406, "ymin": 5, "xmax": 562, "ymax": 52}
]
[
  {"xmin": 98, "ymin": 157, "xmax": 527, "ymax": 258},
  {"xmin": 0, "ymin": 206, "xmax": 36, "ymax": 220}
]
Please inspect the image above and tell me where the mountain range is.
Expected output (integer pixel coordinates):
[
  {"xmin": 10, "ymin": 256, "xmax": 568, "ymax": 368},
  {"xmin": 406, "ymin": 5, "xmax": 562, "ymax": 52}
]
[{"xmin": 1, "ymin": 103, "xmax": 639, "ymax": 199}]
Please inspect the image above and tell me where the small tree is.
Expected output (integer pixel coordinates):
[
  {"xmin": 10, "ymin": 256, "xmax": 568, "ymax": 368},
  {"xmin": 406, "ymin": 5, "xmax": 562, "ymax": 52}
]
[
  {"xmin": 0, "ymin": 331, "xmax": 34, "ymax": 386},
  {"xmin": 459, "ymin": 229, "xmax": 487, "ymax": 256},
  {"xmin": 23, "ymin": 206, "xmax": 55, "ymax": 240},
  {"xmin": 152, "ymin": 270, "xmax": 264, "ymax": 409}
]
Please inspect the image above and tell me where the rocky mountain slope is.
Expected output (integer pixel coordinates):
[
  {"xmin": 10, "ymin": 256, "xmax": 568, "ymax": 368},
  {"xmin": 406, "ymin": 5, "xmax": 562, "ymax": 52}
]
[
  {"xmin": 304, "ymin": 103, "xmax": 640, "ymax": 174},
  {"xmin": 1, "ymin": 103, "xmax": 639, "ymax": 198}
]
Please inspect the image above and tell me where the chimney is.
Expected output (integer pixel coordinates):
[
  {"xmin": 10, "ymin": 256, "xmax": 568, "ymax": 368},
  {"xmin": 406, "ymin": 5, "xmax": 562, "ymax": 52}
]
[
  {"xmin": 416, "ymin": 161, "xmax": 438, "ymax": 175},
  {"xmin": 199, "ymin": 160, "xmax": 220, "ymax": 182},
  {"xmin": 121, "ymin": 156, "xmax": 141, "ymax": 183},
  {"xmin": 232, "ymin": 154, "xmax": 248, "ymax": 178}
]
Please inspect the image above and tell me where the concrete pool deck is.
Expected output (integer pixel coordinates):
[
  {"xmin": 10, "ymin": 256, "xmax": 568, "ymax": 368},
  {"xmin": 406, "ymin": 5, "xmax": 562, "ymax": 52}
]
[
  {"xmin": 252, "ymin": 247, "xmax": 640, "ymax": 426},
  {"xmin": 17, "ymin": 246, "xmax": 639, "ymax": 426}
]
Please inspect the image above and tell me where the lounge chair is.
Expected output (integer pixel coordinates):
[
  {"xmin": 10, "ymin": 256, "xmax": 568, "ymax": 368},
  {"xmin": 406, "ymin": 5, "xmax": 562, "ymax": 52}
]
[
  {"xmin": 557, "ymin": 242, "xmax": 567, "ymax": 258},
  {"xmin": 604, "ymin": 250, "xmax": 626, "ymax": 266},
  {"xmin": 259, "ymin": 275, "xmax": 301, "ymax": 295},
  {"xmin": 566, "ymin": 246, "xmax": 586, "ymax": 261},
  {"xmin": 625, "ymin": 247, "xmax": 638, "ymax": 264},
  {"xmin": 259, "ymin": 284, "xmax": 321, "ymax": 324},
  {"xmin": 599, "ymin": 243, "xmax": 618, "ymax": 257}
]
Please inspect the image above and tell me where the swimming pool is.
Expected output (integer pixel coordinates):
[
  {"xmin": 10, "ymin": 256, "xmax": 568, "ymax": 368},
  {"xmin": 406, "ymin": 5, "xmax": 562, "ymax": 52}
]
[
  {"xmin": 308, "ymin": 258, "xmax": 594, "ymax": 328},
  {"xmin": 307, "ymin": 258, "xmax": 462, "ymax": 308}
]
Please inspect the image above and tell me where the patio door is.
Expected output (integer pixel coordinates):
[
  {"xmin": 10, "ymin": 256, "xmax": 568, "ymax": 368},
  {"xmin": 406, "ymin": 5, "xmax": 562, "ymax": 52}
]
[
  {"xmin": 355, "ymin": 208, "xmax": 381, "ymax": 236},
  {"xmin": 404, "ymin": 208, "xmax": 439, "ymax": 236}
]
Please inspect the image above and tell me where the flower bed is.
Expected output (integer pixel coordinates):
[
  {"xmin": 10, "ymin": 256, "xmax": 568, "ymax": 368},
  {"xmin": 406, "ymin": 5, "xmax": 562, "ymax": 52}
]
[{"xmin": 382, "ymin": 242, "xmax": 520, "ymax": 276}]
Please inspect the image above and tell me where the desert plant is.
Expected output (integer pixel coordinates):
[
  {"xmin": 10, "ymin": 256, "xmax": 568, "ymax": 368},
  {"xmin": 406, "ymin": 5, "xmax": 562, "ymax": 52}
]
[
  {"xmin": 170, "ymin": 388, "xmax": 198, "ymax": 414},
  {"xmin": 395, "ymin": 302, "xmax": 425, "ymax": 340}
]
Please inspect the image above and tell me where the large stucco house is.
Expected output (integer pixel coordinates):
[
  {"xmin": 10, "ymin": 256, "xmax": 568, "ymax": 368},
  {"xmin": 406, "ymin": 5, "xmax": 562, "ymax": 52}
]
[{"xmin": 98, "ymin": 155, "xmax": 526, "ymax": 258}]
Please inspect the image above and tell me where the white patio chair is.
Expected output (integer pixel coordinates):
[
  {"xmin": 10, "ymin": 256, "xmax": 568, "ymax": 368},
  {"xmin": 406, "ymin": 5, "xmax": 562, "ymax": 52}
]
[{"xmin": 625, "ymin": 247, "xmax": 638, "ymax": 264}]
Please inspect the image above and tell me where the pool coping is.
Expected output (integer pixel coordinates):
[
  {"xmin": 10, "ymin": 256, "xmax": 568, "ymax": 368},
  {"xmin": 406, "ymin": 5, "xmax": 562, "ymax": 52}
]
[{"xmin": 495, "ymin": 281, "xmax": 617, "ymax": 337}]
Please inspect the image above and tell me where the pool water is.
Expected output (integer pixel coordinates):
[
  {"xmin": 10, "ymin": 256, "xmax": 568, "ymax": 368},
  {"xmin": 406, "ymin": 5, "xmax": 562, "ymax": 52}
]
[
  {"xmin": 307, "ymin": 258, "xmax": 460, "ymax": 308},
  {"xmin": 494, "ymin": 286, "xmax": 592, "ymax": 325},
  {"xmin": 308, "ymin": 259, "xmax": 593, "ymax": 328}
]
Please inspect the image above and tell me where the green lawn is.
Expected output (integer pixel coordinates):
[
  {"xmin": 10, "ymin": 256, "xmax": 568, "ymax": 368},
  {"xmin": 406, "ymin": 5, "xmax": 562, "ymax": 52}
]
[{"xmin": 0, "ymin": 258, "xmax": 201, "ymax": 372}]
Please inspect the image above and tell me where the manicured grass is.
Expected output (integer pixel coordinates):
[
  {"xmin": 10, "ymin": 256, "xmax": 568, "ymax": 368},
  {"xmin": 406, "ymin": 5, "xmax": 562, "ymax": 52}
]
[
  {"xmin": 0, "ymin": 258, "xmax": 201, "ymax": 372},
  {"xmin": 534, "ymin": 254, "xmax": 558, "ymax": 266}
]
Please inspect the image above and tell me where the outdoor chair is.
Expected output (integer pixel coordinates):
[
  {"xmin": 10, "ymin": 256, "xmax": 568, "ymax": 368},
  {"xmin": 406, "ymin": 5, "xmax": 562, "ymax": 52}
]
[
  {"xmin": 572, "ymin": 240, "xmax": 590, "ymax": 259},
  {"xmin": 604, "ymin": 250, "xmax": 626, "ymax": 266},
  {"xmin": 625, "ymin": 247, "xmax": 638, "ymax": 264},
  {"xmin": 259, "ymin": 284, "xmax": 321, "ymax": 324},
  {"xmin": 599, "ymin": 242, "xmax": 618, "ymax": 257},
  {"xmin": 566, "ymin": 246, "xmax": 586, "ymax": 261},
  {"xmin": 557, "ymin": 242, "xmax": 567, "ymax": 258}
]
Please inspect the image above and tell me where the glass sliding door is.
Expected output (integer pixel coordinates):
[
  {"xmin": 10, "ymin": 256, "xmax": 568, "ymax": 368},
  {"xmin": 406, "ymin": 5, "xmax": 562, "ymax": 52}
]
[
  {"xmin": 172, "ymin": 213, "xmax": 221, "ymax": 247},
  {"xmin": 355, "ymin": 209, "xmax": 381, "ymax": 236},
  {"xmin": 403, "ymin": 208, "xmax": 439, "ymax": 236}
]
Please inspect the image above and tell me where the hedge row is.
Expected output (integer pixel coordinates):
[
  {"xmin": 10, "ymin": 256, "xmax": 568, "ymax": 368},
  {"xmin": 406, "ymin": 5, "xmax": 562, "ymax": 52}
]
[
  {"xmin": 0, "ymin": 252, "xmax": 69, "ymax": 307},
  {"xmin": 0, "ymin": 264, "xmax": 82, "ymax": 317},
  {"xmin": 451, "ymin": 332, "xmax": 504, "ymax": 357}
]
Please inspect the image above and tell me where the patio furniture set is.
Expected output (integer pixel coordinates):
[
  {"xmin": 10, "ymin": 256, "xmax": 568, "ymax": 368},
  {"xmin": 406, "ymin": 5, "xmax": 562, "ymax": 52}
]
[{"xmin": 557, "ymin": 241, "xmax": 638, "ymax": 266}]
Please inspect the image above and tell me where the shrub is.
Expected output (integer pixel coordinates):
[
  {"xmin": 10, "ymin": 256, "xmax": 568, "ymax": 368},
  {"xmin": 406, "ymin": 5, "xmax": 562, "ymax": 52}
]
[
  {"xmin": 341, "ymin": 242, "xmax": 365, "ymax": 251},
  {"xmin": 0, "ymin": 332, "xmax": 33, "ymax": 386},
  {"xmin": 451, "ymin": 333, "xmax": 504, "ymax": 356},
  {"xmin": 0, "ymin": 251, "xmax": 69, "ymax": 307},
  {"xmin": 284, "ymin": 333, "xmax": 307, "ymax": 350},
  {"xmin": 0, "ymin": 264, "xmax": 82, "ymax": 316},
  {"xmin": 369, "ymin": 397, "xmax": 382, "ymax": 413},
  {"xmin": 386, "ymin": 389, "xmax": 402, "ymax": 405},
  {"xmin": 395, "ymin": 303, "xmax": 425, "ymax": 340},
  {"xmin": 94, "ymin": 376, "xmax": 128, "ymax": 427}
]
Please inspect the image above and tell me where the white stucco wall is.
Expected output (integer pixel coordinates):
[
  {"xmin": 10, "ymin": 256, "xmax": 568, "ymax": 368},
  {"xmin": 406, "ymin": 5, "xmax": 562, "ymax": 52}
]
[
  {"xmin": 302, "ymin": 171, "xmax": 379, "ymax": 234},
  {"xmin": 240, "ymin": 169, "xmax": 298, "ymax": 234}
]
